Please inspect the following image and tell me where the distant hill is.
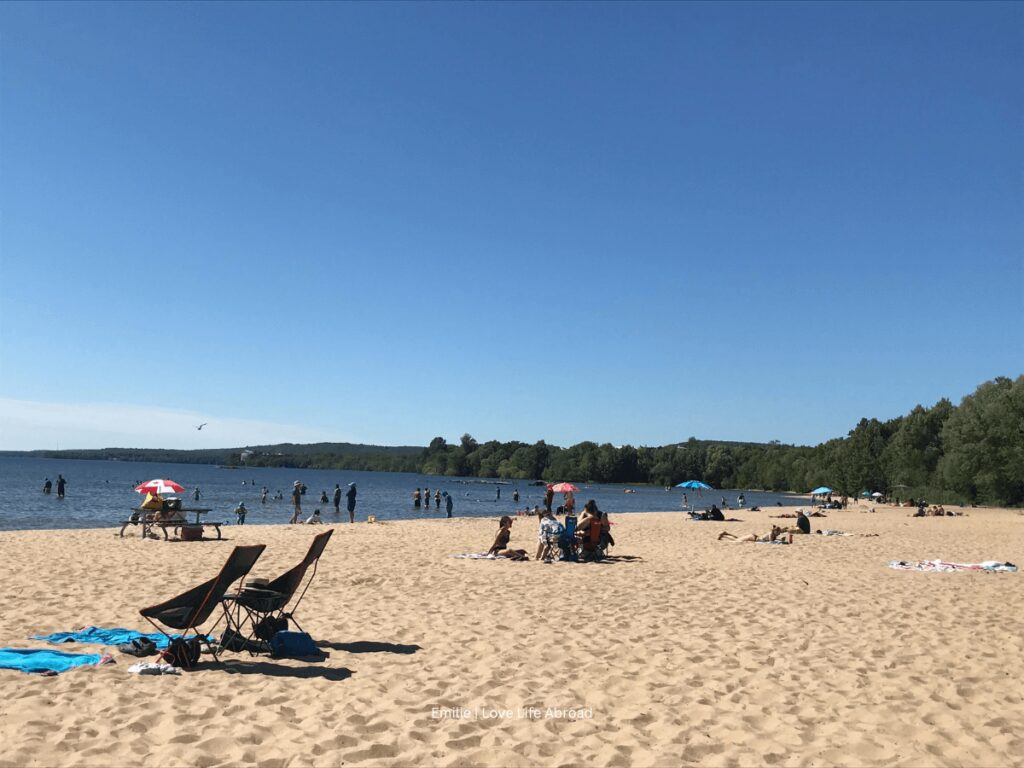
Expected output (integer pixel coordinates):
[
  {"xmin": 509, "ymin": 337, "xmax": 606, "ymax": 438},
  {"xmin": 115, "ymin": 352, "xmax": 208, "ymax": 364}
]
[{"xmin": 0, "ymin": 442, "xmax": 423, "ymax": 467}]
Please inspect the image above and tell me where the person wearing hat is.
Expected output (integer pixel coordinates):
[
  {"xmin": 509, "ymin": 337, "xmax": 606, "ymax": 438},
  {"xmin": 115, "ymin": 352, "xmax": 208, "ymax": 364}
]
[
  {"xmin": 346, "ymin": 482, "xmax": 357, "ymax": 523},
  {"xmin": 234, "ymin": 501, "xmax": 247, "ymax": 525},
  {"xmin": 290, "ymin": 481, "xmax": 302, "ymax": 524}
]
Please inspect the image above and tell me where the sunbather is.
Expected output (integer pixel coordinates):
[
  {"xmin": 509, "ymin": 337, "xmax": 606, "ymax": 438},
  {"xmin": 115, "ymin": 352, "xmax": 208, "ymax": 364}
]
[
  {"xmin": 488, "ymin": 516, "xmax": 528, "ymax": 560},
  {"xmin": 718, "ymin": 525, "xmax": 791, "ymax": 544}
]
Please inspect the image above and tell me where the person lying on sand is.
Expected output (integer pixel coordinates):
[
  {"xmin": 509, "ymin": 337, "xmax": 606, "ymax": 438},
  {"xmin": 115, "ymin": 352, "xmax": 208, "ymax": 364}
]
[
  {"xmin": 488, "ymin": 516, "xmax": 529, "ymax": 560},
  {"xmin": 814, "ymin": 529, "xmax": 880, "ymax": 537},
  {"xmin": 718, "ymin": 525, "xmax": 791, "ymax": 544},
  {"xmin": 772, "ymin": 509, "xmax": 827, "ymax": 519}
]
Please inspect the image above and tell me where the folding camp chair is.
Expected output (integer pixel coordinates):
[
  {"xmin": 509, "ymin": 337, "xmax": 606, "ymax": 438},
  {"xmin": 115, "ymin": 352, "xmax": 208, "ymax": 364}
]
[
  {"xmin": 558, "ymin": 515, "xmax": 578, "ymax": 561},
  {"xmin": 221, "ymin": 530, "xmax": 333, "ymax": 654},
  {"xmin": 139, "ymin": 544, "xmax": 266, "ymax": 666},
  {"xmin": 579, "ymin": 519, "xmax": 606, "ymax": 562}
]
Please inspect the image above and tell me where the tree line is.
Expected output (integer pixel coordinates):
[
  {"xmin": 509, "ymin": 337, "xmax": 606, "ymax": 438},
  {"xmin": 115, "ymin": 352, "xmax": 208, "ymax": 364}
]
[{"xmin": 417, "ymin": 375, "xmax": 1023, "ymax": 506}]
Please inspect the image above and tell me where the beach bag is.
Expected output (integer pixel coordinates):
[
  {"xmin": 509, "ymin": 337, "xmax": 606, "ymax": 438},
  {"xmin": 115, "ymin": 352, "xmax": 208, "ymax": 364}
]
[
  {"xmin": 270, "ymin": 631, "xmax": 319, "ymax": 658},
  {"xmin": 254, "ymin": 615, "xmax": 289, "ymax": 642},
  {"xmin": 159, "ymin": 637, "xmax": 201, "ymax": 668}
]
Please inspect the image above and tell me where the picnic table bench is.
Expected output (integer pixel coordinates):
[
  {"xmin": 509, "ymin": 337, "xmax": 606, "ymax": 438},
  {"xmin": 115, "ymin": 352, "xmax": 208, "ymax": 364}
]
[{"xmin": 120, "ymin": 508, "xmax": 226, "ymax": 540}]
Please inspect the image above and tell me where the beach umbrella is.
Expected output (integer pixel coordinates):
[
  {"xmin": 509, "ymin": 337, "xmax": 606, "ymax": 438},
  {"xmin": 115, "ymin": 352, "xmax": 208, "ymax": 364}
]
[
  {"xmin": 871, "ymin": 491, "xmax": 884, "ymax": 498},
  {"xmin": 810, "ymin": 486, "xmax": 833, "ymax": 495},
  {"xmin": 134, "ymin": 478, "xmax": 185, "ymax": 495},
  {"xmin": 860, "ymin": 491, "xmax": 871, "ymax": 497},
  {"xmin": 550, "ymin": 482, "xmax": 578, "ymax": 493},
  {"xmin": 675, "ymin": 480, "xmax": 712, "ymax": 490}
]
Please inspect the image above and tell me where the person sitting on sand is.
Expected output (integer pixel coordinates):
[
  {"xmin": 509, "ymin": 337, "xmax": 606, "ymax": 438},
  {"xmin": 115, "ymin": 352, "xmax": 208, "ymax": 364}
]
[
  {"xmin": 304, "ymin": 509, "xmax": 323, "ymax": 525},
  {"xmin": 795, "ymin": 509, "xmax": 810, "ymax": 534},
  {"xmin": 488, "ymin": 516, "xmax": 528, "ymax": 560},
  {"xmin": 690, "ymin": 504, "xmax": 725, "ymax": 521},
  {"xmin": 718, "ymin": 525, "xmax": 791, "ymax": 544}
]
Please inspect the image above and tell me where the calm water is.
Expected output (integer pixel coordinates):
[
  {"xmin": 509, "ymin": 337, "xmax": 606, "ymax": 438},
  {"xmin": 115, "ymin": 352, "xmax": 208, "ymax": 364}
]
[{"xmin": 0, "ymin": 456, "xmax": 810, "ymax": 531}]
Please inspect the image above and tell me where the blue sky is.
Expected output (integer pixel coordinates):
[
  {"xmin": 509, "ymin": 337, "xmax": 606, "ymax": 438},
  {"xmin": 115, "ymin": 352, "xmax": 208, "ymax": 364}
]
[{"xmin": 1, "ymin": 1, "xmax": 1020, "ymax": 451}]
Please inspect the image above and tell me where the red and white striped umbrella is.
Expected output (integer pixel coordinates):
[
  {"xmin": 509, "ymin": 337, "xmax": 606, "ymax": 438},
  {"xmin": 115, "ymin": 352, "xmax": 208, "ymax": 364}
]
[
  {"xmin": 134, "ymin": 478, "xmax": 185, "ymax": 495},
  {"xmin": 550, "ymin": 482, "xmax": 578, "ymax": 493}
]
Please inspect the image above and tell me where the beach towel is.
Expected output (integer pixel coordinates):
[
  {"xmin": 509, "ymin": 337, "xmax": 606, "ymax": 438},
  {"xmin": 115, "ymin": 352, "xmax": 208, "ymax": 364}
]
[
  {"xmin": 888, "ymin": 560, "xmax": 1017, "ymax": 573},
  {"xmin": 0, "ymin": 648, "xmax": 113, "ymax": 675},
  {"xmin": 32, "ymin": 627, "xmax": 185, "ymax": 649},
  {"xmin": 453, "ymin": 553, "xmax": 498, "ymax": 559}
]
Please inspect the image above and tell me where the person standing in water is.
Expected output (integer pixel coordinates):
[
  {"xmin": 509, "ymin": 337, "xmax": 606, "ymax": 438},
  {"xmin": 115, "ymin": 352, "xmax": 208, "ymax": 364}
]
[
  {"xmin": 496, "ymin": 486, "xmax": 501, "ymax": 500},
  {"xmin": 333, "ymin": 484, "xmax": 342, "ymax": 514},
  {"xmin": 513, "ymin": 488, "xmax": 520, "ymax": 503},
  {"xmin": 56, "ymin": 474, "xmax": 67, "ymax": 499},
  {"xmin": 444, "ymin": 491, "xmax": 453, "ymax": 518},
  {"xmin": 346, "ymin": 482, "xmax": 357, "ymax": 523},
  {"xmin": 413, "ymin": 488, "xmax": 421, "ymax": 508},
  {"xmin": 290, "ymin": 481, "xmax": 302, "ymax": 524},
  {"xmin": 193, "ymin": 487, "xmax": 202, "ymax": 502},
  {"xmin": 43, "ymin": 478, "xmax": 52, "ymax": 494}
]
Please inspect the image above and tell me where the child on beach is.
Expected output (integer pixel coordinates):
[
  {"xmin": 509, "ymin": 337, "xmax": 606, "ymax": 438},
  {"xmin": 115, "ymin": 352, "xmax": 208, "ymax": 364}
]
[{"xmin": 305, "ymin": 509, "xmax": 323, "ymax": 525}]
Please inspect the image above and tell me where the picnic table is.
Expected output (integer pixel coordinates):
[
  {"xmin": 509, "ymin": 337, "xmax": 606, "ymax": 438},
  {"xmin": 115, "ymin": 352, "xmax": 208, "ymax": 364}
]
[{"xmin": 120, "ymin": 508, "xmax": 224, "ymax": 540}]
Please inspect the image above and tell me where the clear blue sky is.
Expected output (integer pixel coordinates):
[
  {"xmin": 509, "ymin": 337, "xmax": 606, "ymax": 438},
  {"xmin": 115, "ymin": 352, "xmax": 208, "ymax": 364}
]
[{"xmin": 1, "ymin": 1, "xmax": 1021, "ymax": 451}]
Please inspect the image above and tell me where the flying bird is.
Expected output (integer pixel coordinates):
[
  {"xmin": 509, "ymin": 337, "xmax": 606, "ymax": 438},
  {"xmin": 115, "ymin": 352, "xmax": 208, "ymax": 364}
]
[{"xmin": 196, "ymin": 423, "xmax": 208, "ymax": 431}]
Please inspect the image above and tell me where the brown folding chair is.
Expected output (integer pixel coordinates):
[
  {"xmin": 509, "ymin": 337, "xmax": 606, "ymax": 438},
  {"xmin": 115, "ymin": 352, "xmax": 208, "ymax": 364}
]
[{"xmin": 140, "ymin": 544, "xmax": 266, "ymax": 665}]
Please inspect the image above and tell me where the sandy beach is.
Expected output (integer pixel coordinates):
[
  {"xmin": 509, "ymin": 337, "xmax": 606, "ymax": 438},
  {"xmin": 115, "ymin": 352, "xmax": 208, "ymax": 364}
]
[{"xmin": 1, "ymin": 505, "xmax": 1022, "ymax": 768}]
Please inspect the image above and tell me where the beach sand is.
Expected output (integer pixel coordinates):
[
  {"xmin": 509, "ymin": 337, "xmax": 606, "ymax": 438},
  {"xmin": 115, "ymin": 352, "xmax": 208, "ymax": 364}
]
[{"xmin": 1, "ymin": 505, "xmax": 1022, "ymax": 767}]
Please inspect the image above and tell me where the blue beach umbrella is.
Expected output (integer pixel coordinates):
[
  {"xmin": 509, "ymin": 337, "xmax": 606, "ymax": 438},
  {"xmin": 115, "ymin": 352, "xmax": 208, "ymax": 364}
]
[
  {"xmin": 675, "ymin": 480, "xmax": 713, "ymax": 490},
  {"xmin": 810, "ymin": 486, "xmax": 833, "ymax": 495}
]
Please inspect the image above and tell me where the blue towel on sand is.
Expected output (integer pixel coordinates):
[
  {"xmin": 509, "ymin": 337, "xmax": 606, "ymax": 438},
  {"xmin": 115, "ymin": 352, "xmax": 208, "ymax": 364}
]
[
  {"xmin": 33, "ymin": 627, "xmax": 179, "ymax": 649},
  {"xmin": 0, "ymin": 648, "xmax": 111, "ymax": 675}
]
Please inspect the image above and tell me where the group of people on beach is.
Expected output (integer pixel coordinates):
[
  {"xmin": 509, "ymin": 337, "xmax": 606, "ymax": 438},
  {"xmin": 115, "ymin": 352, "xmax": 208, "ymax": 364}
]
[
  {"xmin": 485, "ymin": 499, "xmax": 613, "ymax": 562},
  {"xmin": 718, "ymin": 509, "xmax": 812, "ymax": 544}
]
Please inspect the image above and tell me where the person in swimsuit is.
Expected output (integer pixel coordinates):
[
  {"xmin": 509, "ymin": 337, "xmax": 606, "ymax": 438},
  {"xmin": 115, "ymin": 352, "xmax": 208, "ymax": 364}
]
[{"xmin": 487, "ymin": 516, "xmax": 528, "ymax": 560}]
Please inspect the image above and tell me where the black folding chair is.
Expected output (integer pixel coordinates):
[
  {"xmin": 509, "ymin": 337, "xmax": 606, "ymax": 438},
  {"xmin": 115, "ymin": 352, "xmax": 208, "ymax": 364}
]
[
  {"xmin": 222, "ymin": 530, "xmax": 333, "ymax": 654},
  {"xmin": 139, "ymin": 544, "xmax": 266, "ymax": 665}
]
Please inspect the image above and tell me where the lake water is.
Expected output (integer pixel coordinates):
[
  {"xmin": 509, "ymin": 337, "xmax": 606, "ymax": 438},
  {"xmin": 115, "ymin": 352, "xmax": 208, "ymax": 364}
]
[{"xmin": 0, "ymin": 456, "xmax": 811, "ymax": 531}]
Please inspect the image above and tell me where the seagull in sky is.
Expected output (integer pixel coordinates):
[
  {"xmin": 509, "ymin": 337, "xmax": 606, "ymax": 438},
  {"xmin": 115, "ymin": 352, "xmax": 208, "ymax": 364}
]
[{"xmin": 196, "ymin": 423, "xmax": 208, "ymax": 431}]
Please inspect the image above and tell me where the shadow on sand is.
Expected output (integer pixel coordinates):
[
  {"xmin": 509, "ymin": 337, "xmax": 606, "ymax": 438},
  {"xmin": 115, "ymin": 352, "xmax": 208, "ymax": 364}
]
[
  {"xmin": 209, "ymin": 658, "xmax": 354, "ymax": 681},
  {"xmin": 317, "ymin": 640, "xmax": 422, "ymax": 655}
]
